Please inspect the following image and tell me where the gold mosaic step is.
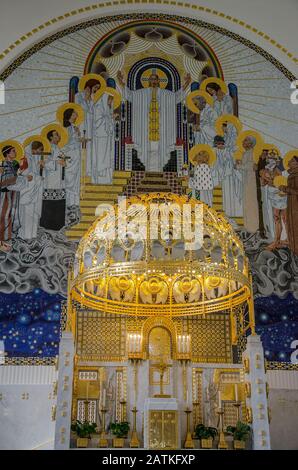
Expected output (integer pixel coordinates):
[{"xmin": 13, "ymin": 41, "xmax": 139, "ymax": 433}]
[
  {"xmin": 66, "ymin": 170, "xmax": 132, "ymax": 240},
  {"xmin": 80, "ymin": 192, "xmax": 118, "ymax": 200},
  {"xmin": 84, "ymin": 184, "xmax": 124, "ymax": 193}
]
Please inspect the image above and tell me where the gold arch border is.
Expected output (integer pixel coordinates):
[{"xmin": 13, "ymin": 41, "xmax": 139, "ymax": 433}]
[
  {"xmin": 141, "ymin": 316, "xmax": 178, "ymax": 359},
  {"xmin": 0, "ymin": 3, "xmax": 296, "ymax": 69}
]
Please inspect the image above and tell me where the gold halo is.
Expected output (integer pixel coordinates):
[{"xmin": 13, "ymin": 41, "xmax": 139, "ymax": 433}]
[
  {"xmin": 105, "ymin": 87, "xmax": 121, "ymax": 110},
  {"xmin": 273, "ymin": 175, "xmax": 288, "ymax": 188},
  {"xmin": 200, "ymin": 77, "xmax": 228, "ymax": 94},
  {"xmin": 262, "ymin": 143, "xmax": 280, "ymax": 155},
  {"xmin": 282, "ymin": 150, "xmax": 298, "ymax": 170},
  {"xmin": 205, "ymin": 276, "xmax": 221, "ymax": 289},
  {"xmin": 235, "ymin": 130, "xmax": 264, "ymax": 163},
  {"xmin": 148, "ymin": 277, "xmax": 162, "ymax": 294},
  {"xmin": 41, "ymin": 123, "xmax": 69, "ymax": 148},
  {"xmin": 118, "ymin": 276, "xmax": 131, "ymax": 291},
  {"xmin": 141, "ymin": 68, "xmax": 168, "ymax": 89},
  {"xmin": 23, "ymin": 134, "xmax": 52, "ymax": 153},
  {"xmin": 189, "ymin": 144, "xmax": 217, "ymax": 167},
  {"xmin": 0, "ymin": 139, "xmax": 24, "ymax": 161},
  {"xmin": 56, "ymin": 102, "xmax": 84, "ymax": 127},
  {"xmin": 186, "ymin": 90, "xmax": 213, "ymax": 114},
  {"xmin": 215, "ymin": 114, "xmax": 242, "ymax": 136},
  {"xmin": 78, "ymin": 73, "xmax": 106, "ymax": 93}
]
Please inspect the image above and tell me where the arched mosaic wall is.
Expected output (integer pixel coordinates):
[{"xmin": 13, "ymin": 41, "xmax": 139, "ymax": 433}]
[{"xmin": 0, "ymin": 13, "xmax": 297, "ymax": 367}]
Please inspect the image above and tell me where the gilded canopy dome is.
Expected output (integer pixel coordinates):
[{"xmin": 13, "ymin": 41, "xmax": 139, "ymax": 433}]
[{"xmin": 71, "ymin": 193, "xmax": 251, "ymax": 317}]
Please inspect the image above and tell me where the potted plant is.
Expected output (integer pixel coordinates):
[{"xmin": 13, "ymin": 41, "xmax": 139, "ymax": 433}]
[
  {"xmin": 109, "ymin": 421, "xmax": 130, "ymax": 448},
  {"xmin": 226, "ymin": 421, "xmax": 251, "ymax": 449},
  {"xmin": 71, "ymin": 420, "xmax": 97, "ymax": 448},
  {"xmin": 194, "ymin": 423, "xmax": 218, "ymax": 449}
]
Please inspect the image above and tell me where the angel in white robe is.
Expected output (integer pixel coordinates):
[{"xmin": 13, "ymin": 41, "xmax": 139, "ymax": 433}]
[
  {"xmin": 205, "ymin": 82, "xmax": 233, "ymax": 117},
  {"xmin": 75, "ymin": 79, "xmax": 101, "ymax": 177},
  {"xmin": 91, "ymin": 93, "xmax": 114, "ymax": 184},
  {"xmin": 193, "ymin": 97, "xmax": 217, "ymax": 148},
  {"xmin": 213, "ymin": 136, "xmax": 243, "ymax": 217},
  {"xmin": 62, "ymin": 108, "xmax": 83, "ymax": 207}
]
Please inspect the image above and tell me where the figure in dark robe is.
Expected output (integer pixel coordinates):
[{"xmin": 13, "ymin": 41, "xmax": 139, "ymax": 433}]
[
  {"xmin": 0, "ymin": 147, "xmax": 21, "ymax": 251},
  {"xmin": 280, "ymin": 156, "xmax": 298, "ymax": 256}
]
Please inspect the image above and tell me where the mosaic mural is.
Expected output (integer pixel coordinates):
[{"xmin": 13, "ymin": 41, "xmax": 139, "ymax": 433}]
[{"xmin": 0, "ymin": 14, "xmax": 297, "ymax": 362}]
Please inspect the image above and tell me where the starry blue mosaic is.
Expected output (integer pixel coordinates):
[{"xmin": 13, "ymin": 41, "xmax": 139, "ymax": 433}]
[{"xmin": 0, "ymin": 289, "xmax": 63, "ymax": 357}]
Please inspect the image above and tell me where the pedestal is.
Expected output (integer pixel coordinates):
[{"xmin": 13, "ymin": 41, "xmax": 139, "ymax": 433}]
[
  {"xmin": 243, "ymin": 334, "xmax": 271, "ymax": 450},
  {"xmin": 54, "ymin": 332, "xmax": 74, "ymax": 450}
]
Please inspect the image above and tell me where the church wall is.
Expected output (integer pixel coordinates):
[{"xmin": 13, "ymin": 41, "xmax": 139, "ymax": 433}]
[
  {"xmin": 0, "ymin": 365, "xmax": 57, "ymax": 449},
  {"xmin": 267, "ymin": 370, "xmax": 298, "ymax": 449},
  {"xmin": 0, "ymin": 3, "xmax": 298, "ymax": 450}
]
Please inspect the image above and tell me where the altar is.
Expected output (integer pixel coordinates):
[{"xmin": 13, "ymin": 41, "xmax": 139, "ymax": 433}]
[
  {"xmin": 144, "ymin": 398, "xmax": 179, "ymax": 449},
  {"xmin": 53, "ymin": 193, "xmax": 271, "ymax": 450}
]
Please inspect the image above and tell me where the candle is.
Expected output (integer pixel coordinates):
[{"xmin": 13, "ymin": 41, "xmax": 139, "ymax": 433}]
[
  {"xmin": 235, "ymin": 384, "xmax": 238, "ymax": 402},
  {"xmin": 218, "ymin": 391, "xmax": 222, "ymax": 408},
  {"xmin": 102, "ymin": 389, "xmax": 106, "ymax": 407}
]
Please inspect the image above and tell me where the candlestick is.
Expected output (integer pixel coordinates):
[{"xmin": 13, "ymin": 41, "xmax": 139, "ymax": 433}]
[
  {"xmin": 129, "ymin": 406, "xmax": 140, "ymax": 448},
  {"xmin": 184, "ymin": 407, "xmax": 194, "ymax": 449},
  {"xmin": 120, "ymin": 399, "xmax": 126, "ymax": 422},
  {"xmin": 98, "ymin": 408, "xmax": 108, "ymax": 448},
  {"xmin": 218, "ymin": 391, "xmax": 222, "ymax": 408},
  {"xmin": 216, "ymin": 408, "xmax": 228, "ymax": 450},
  {"xmin": 233, "ymin": 401, "xmax": 241, "ymax": 422},
  {"xmin": 234, "ymin": 384, "xmax": 238, "ymax": 402}
]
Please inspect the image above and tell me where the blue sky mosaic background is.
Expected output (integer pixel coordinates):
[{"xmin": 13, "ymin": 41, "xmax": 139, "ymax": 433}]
[{"xmin": 0, "ymin": 290, "xmax": 62, "ymax": 357}]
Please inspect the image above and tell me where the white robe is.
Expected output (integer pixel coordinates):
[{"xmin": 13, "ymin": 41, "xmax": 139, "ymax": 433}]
[
  {"xmin": 262, "ymin": 169, "xmax": 288, "ymax": 240},
  {"xmin": 223, "ymin": 123, "xmax": 237, "ymax": 153},
  {"xmin": 221, "ymin": 147, "xmax": 243, "ymax": 217},
  {"xmin": 213, "ymin": 94, "xmax": 233, "ymax": 117},
  {"xmin": 123, "ymin": 86, "xmax": 185, "ymax": 170},
  {"xmin": 189, "ymin": 163, "xmax": 213, "ymax": 207},
  {"xmin": 75, "ymin": 91, "xmax": 94, "ymax": 177},
  {"xmin": 64, "ymin": 125, "xmax": 81, "ymax": 207},
  {"xmin": 194, "ymin": 104, "xmax": 217, "ymax": 147},
  {"xmin": 91, "ymin": 94, "xmax": 114, "ymax": 184},
  {"xmin": 18, "ymin": 147, "xmax": 44, "ymax": 240},
  {"xmin": 43, "ymin": 144, "xmax": 65, "ymax": 190}
]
